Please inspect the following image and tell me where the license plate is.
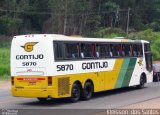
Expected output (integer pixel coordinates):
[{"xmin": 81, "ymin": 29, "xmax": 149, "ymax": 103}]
[{"xmin": 29, "ymin": 81, "xmax": 36, "ymax": 85}]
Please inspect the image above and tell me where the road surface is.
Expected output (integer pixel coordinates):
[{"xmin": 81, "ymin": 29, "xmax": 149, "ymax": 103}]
[{"xmin": 0, "ymin": 82, "xmax": 160, "ymax": 115}]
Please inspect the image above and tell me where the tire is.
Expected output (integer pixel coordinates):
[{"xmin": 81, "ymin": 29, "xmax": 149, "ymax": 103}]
[
  {"xmin": 70, "ymin": 83, "xmax": 81, "ymax": 102},
  {"xmin": 37, "ymin": 98, "xmax": 47, "ymax": 102},
  {"xmin": 81, "ymin": 82, "xmax": 93, "ymax": 100},
  {"xmin": 137, "ymin": 75, "xmax": 145, "ymax": 89}
]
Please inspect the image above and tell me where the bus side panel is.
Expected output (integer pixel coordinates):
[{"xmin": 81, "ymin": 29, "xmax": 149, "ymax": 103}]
[
  {"xmin": 53, "ymin": 58, "xmax": 141, "ymax": 98},
  {"xmin": 104, "ymin": 59, "xmax": 123, "ymax": 90},
  {"xmin": 128, "ymin": 58, "xmax": 142, "ymax": 86},
  {"xmin": 121, "ymin": 58, "xmax": 137, "ymax": 87},
  {"xmin": 115, "ymin": 58, "xmax": 130, "ymax": 88},
  {"xmin": 129, "ymin": 57, "xmax": 153, "ymax": 86},
  {"xmin": 53, "ymin": 59, "xmax": 125, "ymax": 98},
  {"xmin": 52, "ymin": 72, "xmax": 98, "ymax": 98}
]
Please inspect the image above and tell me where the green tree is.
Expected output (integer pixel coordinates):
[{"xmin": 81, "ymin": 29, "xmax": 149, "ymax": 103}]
[
  {"xmin": 93, "ymin": 27, "xmax": 126, "ymax": 38},
  {"xmin": 128, "ymin": 29, "xmax": 157, "ymax": 44},
  {"xmin": 0, "ymin": 15, "xmax": 22, "ymax": 36}
]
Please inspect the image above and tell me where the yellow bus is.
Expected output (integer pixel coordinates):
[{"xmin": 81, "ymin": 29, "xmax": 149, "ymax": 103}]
[{"xmin": 11, "ymin": 34, "xmax": 153, "ymax": 102}]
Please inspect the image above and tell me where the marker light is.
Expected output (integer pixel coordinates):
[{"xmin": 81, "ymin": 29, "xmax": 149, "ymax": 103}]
[
  {"xmin": 48, "ymin": 76, "xmax": 52, "ymax": 86},
  {"xmin": 11, "ymin": 77, "xmax": 14, "ymax": 86}
]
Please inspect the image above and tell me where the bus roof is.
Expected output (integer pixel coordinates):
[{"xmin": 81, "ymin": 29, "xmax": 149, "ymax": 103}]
[{"xmin": 13, "ymin": 34, "xmax": 149, "ymax": 43}]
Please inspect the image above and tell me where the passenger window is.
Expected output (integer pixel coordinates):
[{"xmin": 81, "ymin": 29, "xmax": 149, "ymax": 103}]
[
  {"xmin": 54, "ymin": 42, "xmax": 63, "ymax": 60},
  {"xmin": 80, "ymin": 43, "xmax": 94, "ymax": 58},
  {"xmin": 138, "ymin": 44, "xmax": 143, "ymax": 56},
  {"xmin": 64, "ymin": 43, "xmax": 79, "ymax": 59},
  {"xmin": 144, "ymin": 43, "xmax": 151, "ymax": 52},
  {"xmin": 110, "ymin": 44, "xmax": 121, "ymax": 57},
  {"xmin": 96, "ymin": 44, "xmax": 110, "ymax": 58},
  {"xmin": 133, "ymin": 44, "xmax": 143, "ymax": 56},
  {"xmin": 122, "ymin": 44, "xmax": 132, "ymax": 57}
]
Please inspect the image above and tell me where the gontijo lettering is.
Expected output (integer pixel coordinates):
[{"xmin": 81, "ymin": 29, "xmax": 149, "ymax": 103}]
[
  {"xmin": 16, "ymin": 54, "xmax": 44, "ymax": 60},
  {"xmin": 82, "ymin": 61, "xmax": 108, "ymax": 70}
]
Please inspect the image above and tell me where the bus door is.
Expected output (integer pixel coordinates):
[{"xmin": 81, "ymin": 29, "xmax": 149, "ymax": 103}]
[{"xmin": 144, "ymin": 43, "xmax": 152, "ymax": 72}]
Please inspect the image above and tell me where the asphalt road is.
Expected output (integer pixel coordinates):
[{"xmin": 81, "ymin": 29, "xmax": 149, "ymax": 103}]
[{"xmin": 0, "ymin": 82, "xmax": 160, "ymax": 115}]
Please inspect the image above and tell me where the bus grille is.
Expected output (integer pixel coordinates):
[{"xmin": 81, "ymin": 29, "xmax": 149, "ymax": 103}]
[{"xmin": 58, "ymin": 77, "xmax": 70, "ymax": 96}]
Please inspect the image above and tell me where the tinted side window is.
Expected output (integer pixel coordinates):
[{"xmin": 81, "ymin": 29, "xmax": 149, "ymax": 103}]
[
  {"xmin": 80, "ymin": 43, "xmax": 95, "ymax": 58},
  {"xmin": 133, "ymin": 44, "xmax": 143, "ymax": 56},
  {"xmin": 144, "ymin": 43, "xmax": 151, "ymax": 52},
  {"xmin": 96, "ymin": 44, "xmax": 110, "ymax": 58},
  {"xmin": 64, "ymin": 43, "xmax": 79, "ymax": 59},
  {"xmin": 110, "ymin": 44, "xmax": 121, "ymax": 57},
  {"xmin": 54, "ymin": 42, "xmax": 63, "ymax": 60},
  {"xmin": 122, "ymin": 44, "xmax": 132, "ymax": 57}
]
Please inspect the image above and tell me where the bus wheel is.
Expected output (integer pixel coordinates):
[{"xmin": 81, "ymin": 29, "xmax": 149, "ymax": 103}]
[
  {"xmin": 137, "ymin": 75, "xmax": 145, "ymax": 89},
  {"xmin": 37, "ymin": 98, "xmax": 47, "ymax": 102},
  {"xmin": 82, "ymin": 82, "xmax": 93, "ymax": 100},
  {"xmin": 70, "ymin": 83, "xmax": 81, "ymax": 102}
]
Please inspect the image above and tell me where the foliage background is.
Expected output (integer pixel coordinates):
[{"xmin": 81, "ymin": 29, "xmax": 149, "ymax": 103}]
[{"xmin": 0, "ymin": 0, "xmax": 160, "ymax": 77}]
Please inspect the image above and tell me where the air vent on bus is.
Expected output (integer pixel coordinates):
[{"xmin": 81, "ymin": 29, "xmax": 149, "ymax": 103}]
[{"xmin": 58, "ymin": 77, "xmax": 70, "ymax": 96}]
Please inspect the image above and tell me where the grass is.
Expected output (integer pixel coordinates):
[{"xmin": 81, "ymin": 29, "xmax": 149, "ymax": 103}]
[
  {"xmin": 0, "ymin": 42, "xmax": 10, "ymax": 80},
  {"xmin": 0, "ymin": 75, "xmax": 10, "ymax": 81}
]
